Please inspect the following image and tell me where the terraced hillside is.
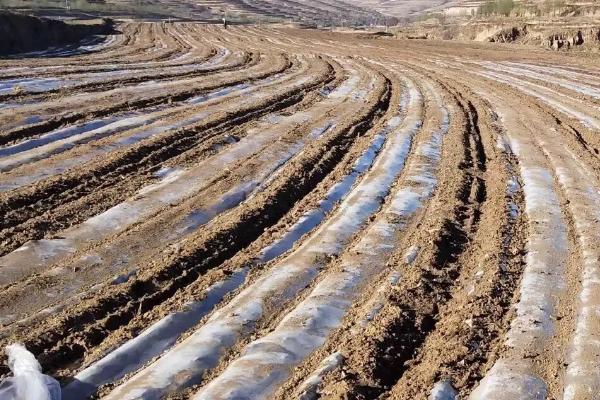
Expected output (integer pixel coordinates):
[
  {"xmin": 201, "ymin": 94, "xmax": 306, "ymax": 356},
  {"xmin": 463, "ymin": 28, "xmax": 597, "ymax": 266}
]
[
  {"xmin": 1, "ymin": 0, "xmax": 386, "ymax": 24},
  {"xmin": 352, "ymin": 0, "xmax": 459, "ymax": 18},
  {"xmin": 193, "ymin": 0, "xmax": 388, "ymax": 24},
  {"xmin": 1, "ymin": 21, "xmax": 600, "ymax": 400}
]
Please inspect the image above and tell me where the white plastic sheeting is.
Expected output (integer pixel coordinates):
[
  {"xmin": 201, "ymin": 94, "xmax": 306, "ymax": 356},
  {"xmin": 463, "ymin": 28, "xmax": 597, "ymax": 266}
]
[
  {"xmin": 0, "ymin": 344, "xmax": 61, "ymax": 400},
  {"xmin": 103, "ymin": 75, "xmax": 421, "ymax": 400},
  {"xmin": 193, "ymin": 91, "xmax": 446, "ymax": 400},
  {"xmin": 429, "ymin": 380, "xmax": 457, "ymax": 400},
  {"xmin": 469, "ymin": 110, "xmax": 568, "ymax": 400}
]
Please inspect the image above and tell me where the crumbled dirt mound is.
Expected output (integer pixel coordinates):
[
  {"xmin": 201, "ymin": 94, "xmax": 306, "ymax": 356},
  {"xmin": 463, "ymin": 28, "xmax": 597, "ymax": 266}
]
[
  {"xmin": 540, "ymin": 27, "xmax": 600, "ymax": 49},
  {"xmin": 488, "ymin": 26, "xmax": 527, "ymax": 43}
]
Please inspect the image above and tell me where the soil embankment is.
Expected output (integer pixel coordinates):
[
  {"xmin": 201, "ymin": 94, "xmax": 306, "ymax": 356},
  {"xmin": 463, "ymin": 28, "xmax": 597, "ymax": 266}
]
[{"xmin": 0, "ymin": 12, "xmax": 113, "ymax": 56}]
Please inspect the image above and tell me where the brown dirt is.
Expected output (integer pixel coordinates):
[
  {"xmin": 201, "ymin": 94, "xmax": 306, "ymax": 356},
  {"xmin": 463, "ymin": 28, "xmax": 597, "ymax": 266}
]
[{"xmin": 0, "ymin": 20, "xmax": 599, "ymax": 400}]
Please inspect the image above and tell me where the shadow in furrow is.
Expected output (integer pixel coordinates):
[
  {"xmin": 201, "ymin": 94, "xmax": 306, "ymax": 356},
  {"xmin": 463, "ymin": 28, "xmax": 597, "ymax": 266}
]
[{"xmin": 350, "ymin": 94, "xmax": 486, "ymax": 400}]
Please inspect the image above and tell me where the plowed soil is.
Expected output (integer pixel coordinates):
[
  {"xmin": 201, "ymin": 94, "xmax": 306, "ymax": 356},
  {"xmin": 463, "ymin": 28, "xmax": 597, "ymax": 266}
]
[{"xmin": 1, "ymin": 21, "xmax": 600, "ymax": 400}]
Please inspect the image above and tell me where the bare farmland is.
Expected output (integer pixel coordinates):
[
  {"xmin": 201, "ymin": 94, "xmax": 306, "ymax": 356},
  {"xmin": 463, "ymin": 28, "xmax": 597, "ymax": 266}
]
[{"xmin": 1, "ymin": 21, "xmax": 600, "ymax": 400}]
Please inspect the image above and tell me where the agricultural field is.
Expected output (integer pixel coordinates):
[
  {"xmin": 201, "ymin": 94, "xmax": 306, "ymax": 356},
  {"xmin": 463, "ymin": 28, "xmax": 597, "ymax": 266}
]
[{"xmin": 1, "ymin": 19, "xmax": 600, "ymax": 400}]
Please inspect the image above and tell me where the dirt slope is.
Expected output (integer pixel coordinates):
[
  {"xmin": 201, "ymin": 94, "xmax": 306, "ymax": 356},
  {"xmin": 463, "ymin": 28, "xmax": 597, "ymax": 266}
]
[{"xmin": 0, "ymin": 12, "xmax": 113, "ymax": 56}]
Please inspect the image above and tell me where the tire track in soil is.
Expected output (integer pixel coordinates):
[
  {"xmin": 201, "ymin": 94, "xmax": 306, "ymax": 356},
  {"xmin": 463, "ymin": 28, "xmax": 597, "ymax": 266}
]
[{"xmin": 323, "ymin": 56, "xmax": 528, "ymax": 399}]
